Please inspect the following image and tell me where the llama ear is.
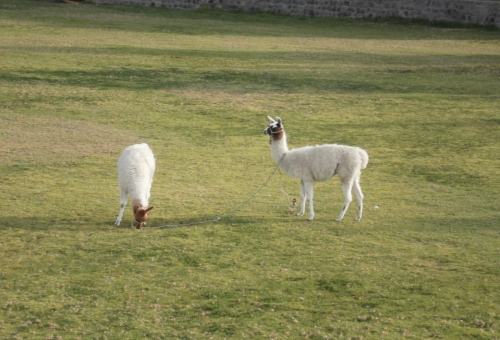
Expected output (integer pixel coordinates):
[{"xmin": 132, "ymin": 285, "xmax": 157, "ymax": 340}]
[
  {"xmin": 145, "ymin": 206, "xmax": 154, "ymax": 213},
  {"xmin": 267, "ymin": 116, "xmax": 276, "ymax": 123},
  {"xmin": 276, "ymin": 117, "xmax": 282, "ymax": 125}
]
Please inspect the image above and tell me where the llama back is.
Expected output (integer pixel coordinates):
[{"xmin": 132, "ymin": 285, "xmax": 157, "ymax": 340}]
[
  {"xmin": 115, "ymin": 143, "xmax": 155, "ymax": 228},
  {"xmin": 117, "ymin": 143, "xmax": 155, "ymax": 203}
]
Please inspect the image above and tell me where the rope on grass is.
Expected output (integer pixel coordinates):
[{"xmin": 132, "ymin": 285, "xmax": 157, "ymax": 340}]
[{"xmin": 148, "ymin": 153, "xmax": 286, "ymax": 229}]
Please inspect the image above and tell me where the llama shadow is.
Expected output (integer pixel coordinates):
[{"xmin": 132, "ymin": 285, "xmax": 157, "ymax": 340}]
[
  {"xmin": 0, "ymin": 216, "xmax": 118, "ymax": 232},
  {"xmin": 144, "ymin": 213, "xmax": 281, "ymax": 230},
  {"xmin": 0, "ymin": 214, "xmax": 282, "ymax": 233}
]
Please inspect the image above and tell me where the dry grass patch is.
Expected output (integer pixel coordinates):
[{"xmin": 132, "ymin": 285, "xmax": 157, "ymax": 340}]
[{"xmin": 0, "ymin": 113, "xmax": 136, "ymax": 165}]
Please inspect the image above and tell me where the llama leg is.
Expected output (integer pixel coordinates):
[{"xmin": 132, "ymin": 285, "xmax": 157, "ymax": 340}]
[
  {"xmin": 304, "ymin": 181, "xmax": 315, "ymax": 221},
  {"xmin": 297, "ymin": 180, "xmax": 306, "ymax": 217},
  {"xmin": 352, "ymin": 175, "xmax": 364, "ymax": 221},
  {"xmin": 114, "ymin": 190, "xmax": 127, "ymax": 226},
  {"xmin": 335, "ymin": 179, "xmax": 354, "ymax": 222}
]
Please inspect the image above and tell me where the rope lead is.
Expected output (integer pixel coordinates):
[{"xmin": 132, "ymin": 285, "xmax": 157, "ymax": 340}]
[{"xmin": 149, "ymin": 153, "xmax": 286, "ymax": 230}]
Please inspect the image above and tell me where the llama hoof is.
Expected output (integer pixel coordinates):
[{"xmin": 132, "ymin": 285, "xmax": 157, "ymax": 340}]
[
  {"xmin": 335, "ymin": 218, "xmax": 342, "ymax": 222},
  {"xmin": 307, "ymin": 218, "xmax": 314, "ymax": 222},
  {"xmin": 296, "ymin": 213, "xmax": 304, "ymax": 217}
]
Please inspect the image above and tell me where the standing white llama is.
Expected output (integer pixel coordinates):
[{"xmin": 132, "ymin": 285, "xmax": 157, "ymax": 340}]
[
  {"xmin": 264, "ymin": 117, "xmax": 368, "ymax": 222},
  {"xmin": 114, "ymin": 143, "xmax": 155, "ymax": 229}
]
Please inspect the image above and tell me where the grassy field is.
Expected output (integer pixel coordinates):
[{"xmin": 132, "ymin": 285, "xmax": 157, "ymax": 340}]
[{"xmin": 0, "ymin": 0, "xmax": 499, "ymax": 339}]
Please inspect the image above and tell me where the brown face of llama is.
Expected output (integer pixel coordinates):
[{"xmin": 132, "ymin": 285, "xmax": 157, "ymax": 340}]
[{"xmin": 132, "ymin": 205, "xmax": 154, "ymax": 229}]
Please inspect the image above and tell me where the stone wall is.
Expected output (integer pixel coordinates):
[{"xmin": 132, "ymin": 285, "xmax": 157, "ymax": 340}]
[{"xmin": 87, "ymin": 0, "xmax": 500, "ymax": 28}]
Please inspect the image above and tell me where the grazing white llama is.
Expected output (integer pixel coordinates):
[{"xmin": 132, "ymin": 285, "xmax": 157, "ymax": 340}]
[
  {"xmin": 114, "ymin": 143, "xmax": 155, "ymax": 229},
  {"xmin": 264, "ymin": 117, "xmax": 368, "ymax": 222}
]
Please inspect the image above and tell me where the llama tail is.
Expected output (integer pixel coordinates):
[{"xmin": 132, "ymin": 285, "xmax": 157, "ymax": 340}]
[{"xmin": 359, "ymin": 149, "xmax": 369, "ymax": 169}]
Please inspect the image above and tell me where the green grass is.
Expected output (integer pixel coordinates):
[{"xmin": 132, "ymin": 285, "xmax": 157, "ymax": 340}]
[{"xmin": 0, "ymin": 1, "xmax": 499, "ymax": 339}]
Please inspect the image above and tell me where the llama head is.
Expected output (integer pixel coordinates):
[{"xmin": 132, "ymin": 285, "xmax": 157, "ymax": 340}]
[
  {"xmin": 264, "ymin": 116, "xmax": 284, "ymax": 141},
  {"xmin": 133, "ymin": 204, "xmax": 154, "ymax": 229}
]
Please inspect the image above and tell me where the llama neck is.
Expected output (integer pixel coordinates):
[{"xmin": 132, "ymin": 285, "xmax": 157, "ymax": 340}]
[
  {"xmin": 270, "ymin": 130, "xmax": 289, "ymax": 164},
  {"xmin": 132, "ymin": 196, "xmax": 148, "ymax": 209}
]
